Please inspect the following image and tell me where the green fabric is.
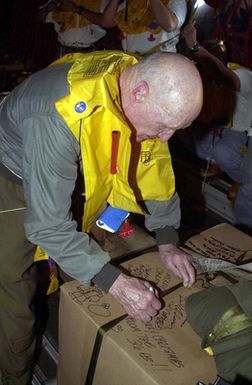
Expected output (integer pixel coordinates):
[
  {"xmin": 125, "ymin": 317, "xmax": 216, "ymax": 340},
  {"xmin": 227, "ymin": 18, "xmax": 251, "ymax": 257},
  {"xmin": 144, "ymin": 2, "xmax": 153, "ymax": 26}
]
[
  {"xmin": 212, "ymin": 327, "xmax": 252, "ymax": 382},
  {"xmin": 227, "ymin": 279, "xmax": 252, "ymax": 319},
  {"xmin": 185, "ymin": 285, "xmax": 237, "ymax": 339},
  {"xmin": 185, "ymin": 280, "xmax": 252, "ymax": 382}
]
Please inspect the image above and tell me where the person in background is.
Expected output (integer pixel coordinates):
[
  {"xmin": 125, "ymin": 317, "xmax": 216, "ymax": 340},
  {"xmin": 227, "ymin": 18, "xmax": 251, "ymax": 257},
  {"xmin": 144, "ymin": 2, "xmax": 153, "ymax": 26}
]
[
  {"xmin": 204, "ymin": 0, "xmax": 252, "ymax": 70},
  {"xmin": 71, "ymin": 0, "xmax": 188, "ymax": 54},
  {"xmin": 0, "ymin": 50, "xmax": 202, "ymax": 385},
  {"xmin": 39, "ymin": 0, "xmax": 110, "ymax": 56},
  {"xmin": 180, "ymin": 22, "xmax": 252, "ymax": 234}
]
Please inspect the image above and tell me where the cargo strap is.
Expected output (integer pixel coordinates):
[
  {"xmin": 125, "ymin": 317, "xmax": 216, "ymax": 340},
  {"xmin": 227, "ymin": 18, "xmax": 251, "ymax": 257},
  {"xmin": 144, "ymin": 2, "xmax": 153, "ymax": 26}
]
[{"xmin": 204, "ymin": 304, "xmax": 252, "ymax": 356}]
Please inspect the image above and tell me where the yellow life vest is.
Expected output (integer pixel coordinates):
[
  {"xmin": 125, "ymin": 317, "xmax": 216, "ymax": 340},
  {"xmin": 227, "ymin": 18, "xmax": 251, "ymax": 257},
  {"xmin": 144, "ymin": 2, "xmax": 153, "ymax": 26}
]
[
  {"xmin": 52, "ymin": 51, "xmax": 175, "ymax": 232},
  {"xmin": 52, "ymin": 0, "xmax": 101, "ymax": 30},
  {"xmin": 115, "ymin": 0, "xmax": 169, "ymax": 34}
]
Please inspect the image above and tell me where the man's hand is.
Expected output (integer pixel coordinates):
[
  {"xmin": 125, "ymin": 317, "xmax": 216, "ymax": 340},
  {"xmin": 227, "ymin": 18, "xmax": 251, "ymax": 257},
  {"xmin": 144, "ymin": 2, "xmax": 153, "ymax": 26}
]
[
  {"xmin": 108, "ymin": 273, "xmax": 161, "ymax": 322},
  {"xmin": 181, "ymin": 23, "xmax": 198, "ymax": 49},
  {"xmin": 158, "ymin": 244, "xmax": 195, "ymax": 287}
]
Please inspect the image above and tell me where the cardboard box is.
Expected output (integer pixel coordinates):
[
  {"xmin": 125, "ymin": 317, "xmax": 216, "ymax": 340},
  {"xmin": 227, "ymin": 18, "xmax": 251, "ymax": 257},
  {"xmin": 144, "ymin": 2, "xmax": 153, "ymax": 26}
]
[
  {"xmin": 92, "ymin": 222, "xmax": 157, "ymax": 261},
  {"xmin": 185, "ymin": 223, "xmax": 252, "ymax": 281},
  {"xmin": 185, "ymin": 223, "xmax": 252, "ymax": 264},
  {"xmin": 58, "ymin": 252, "xmax": 219, "ymax": 385}
]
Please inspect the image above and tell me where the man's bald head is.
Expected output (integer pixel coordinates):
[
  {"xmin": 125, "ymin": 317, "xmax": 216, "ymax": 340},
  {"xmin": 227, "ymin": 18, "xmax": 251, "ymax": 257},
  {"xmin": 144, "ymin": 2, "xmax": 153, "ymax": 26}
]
[
  {"xmin": 137, "ymin": 52, "xmax": 203, "ymax": 127},
  {"xmin": 120, "ymin": 52, "xmax": 203, "ymax": 142}
]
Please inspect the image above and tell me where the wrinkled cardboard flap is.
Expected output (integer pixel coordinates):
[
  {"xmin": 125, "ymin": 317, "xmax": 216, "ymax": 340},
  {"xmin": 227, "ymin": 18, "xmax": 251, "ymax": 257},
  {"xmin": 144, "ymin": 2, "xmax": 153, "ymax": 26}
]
[{"xmin": 185, "ymin": 223, "xmax": 252, "ymax": 264}]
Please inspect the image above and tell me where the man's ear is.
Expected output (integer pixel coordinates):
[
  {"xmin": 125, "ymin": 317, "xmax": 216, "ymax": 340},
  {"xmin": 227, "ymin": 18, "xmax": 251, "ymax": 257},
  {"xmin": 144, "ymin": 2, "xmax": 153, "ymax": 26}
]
[{"xmin": 132, "ymin": 81, "xmax": 149, "ymax": 103}]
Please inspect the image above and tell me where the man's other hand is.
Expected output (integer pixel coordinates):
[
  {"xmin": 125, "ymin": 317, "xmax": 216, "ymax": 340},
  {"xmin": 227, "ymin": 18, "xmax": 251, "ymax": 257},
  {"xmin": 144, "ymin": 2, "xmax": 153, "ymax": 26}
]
[
  {"xmin": 108, "ymin": 273, "xmax": 161, "ymax": 322},
  {"xmin": 158, "ymin": 244, "xmax": 195, "ymax": 287}
]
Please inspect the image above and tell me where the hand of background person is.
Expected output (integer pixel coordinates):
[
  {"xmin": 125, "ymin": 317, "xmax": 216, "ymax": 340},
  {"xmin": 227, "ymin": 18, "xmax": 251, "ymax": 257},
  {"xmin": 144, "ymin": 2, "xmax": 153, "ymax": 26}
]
[
  {"xmin": 158, "ymin": 244, "xmax": 195, "ymax": 287},
  {"xmin": 47, "ymin": 1, "xmax": 58, "ymax": 12},
  {"xmin": 37, "ymin": 0, "xmax": 58, "ymax": 22},
  {"xmin": 181, "ymin": 23, "xmax": 198, "ymax": 49},
  {"xmin": 108, "ymin": 273, "xmax": 161, "ymax": 322},
  {"xmin": 59, "ymin": 0, "xmax": 80, "ymax": 13}
]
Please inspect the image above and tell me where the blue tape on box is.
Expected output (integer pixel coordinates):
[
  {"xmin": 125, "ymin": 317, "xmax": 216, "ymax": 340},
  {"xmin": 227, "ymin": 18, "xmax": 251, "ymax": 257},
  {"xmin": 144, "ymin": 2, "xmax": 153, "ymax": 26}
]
[{"xmin": 96, "ymin": 205, "xmax": 129, "ymax": 233}]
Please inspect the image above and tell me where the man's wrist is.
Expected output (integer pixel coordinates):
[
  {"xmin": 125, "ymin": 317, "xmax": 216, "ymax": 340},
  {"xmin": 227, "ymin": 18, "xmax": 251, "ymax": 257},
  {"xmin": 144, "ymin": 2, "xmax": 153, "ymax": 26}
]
[
  {"xmin": 190, "ymin": 42, "xmax": 201, "ymax": 53},
  {"xmin": 154, "ymin": 225, "xmax": 179, "ymax": 246},
  {"xmin": 92, "ymin": 263, "xmax": 121, "ymax": 293}
]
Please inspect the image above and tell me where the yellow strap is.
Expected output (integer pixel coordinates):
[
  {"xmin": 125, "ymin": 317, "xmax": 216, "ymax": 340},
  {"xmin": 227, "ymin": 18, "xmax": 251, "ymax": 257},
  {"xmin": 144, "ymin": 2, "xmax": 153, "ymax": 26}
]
[
  {"xmin": 34, "ymin": 245, "xmax": 49, "ymax": 261},
  {"xmin": 228, "ymin": 62, "xmax": 251, "ymax": 71},
  {"xmin": 204, "ymin": 305, "xmax": 252, "ymax": 356},
  {"xmin": 34, "ymin": 246, "xmax": 59, "ymax": 295},
  {"xmin": 204, "ymin": 346, "xmax": 214, "ymax": 356},
  {"xmin": 47, "ymin": 273, "xmax": 60, "ymax": 295}
]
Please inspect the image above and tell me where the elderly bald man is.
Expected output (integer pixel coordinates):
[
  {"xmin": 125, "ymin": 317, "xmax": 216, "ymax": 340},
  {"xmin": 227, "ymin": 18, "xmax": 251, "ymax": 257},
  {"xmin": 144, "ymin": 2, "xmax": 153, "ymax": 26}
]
[{"xmin": 0, "ymin": 50, "xmax": 202, "ymax": 385}]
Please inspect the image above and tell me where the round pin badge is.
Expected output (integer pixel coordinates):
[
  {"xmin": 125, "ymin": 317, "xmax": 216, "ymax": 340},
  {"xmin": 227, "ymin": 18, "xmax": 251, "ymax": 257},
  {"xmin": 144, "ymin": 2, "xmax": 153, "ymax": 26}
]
[
  {"xmin": 74, "ymin": 101, "xmax": 86, "ymax": 113},
  {"xmin": 148, "ymin": 21, "xmax": 158, "ymax": 29}
]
